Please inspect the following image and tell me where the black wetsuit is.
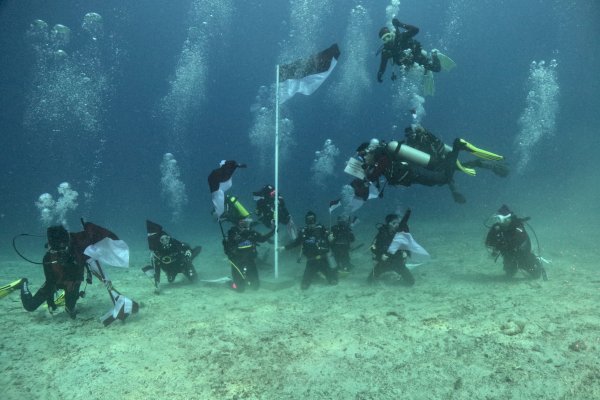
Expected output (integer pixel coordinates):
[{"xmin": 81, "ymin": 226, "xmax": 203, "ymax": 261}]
[
  {"xmin": 404, "ymin": 127, "xmax": 447, "ymax": 168},
  {"xmin": 285, "ymin": 224, "xmax": 338, "ymax": 289},
  {"xmin": 369, "ymin": 224, "xmax": 415, "ymax": 286},
  {"xmin": 486, "ymin": 218, "xmax": 542, "ymax": 278},
  {"xmin": 378, "ymin": 19, "xmax": 440, "ymax": 82},
  {"xmin": 330, "ymin": 222, "xmax": 355, "ymax": 271},
  {"xmin": 224, "ymin": 226, "xmax": 274, "ymax": 291},
  {"xmin": 256, "ymin": 195, "xmax": 291, "ymax": 228},
  {"xmin": 364, "ymin": 140, "xmax": 461, "ymax": 188},
  {"xmin": 152, "ymin": 239, "xmax": 198, "ymax": 284},
  {"xmin": 21, "ymin": 249, "xmax": 84, "ymax": 317}
]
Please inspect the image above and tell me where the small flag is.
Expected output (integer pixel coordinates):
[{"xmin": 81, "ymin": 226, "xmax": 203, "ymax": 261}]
[
  {"xmin": 278, "ymin": 43, "xmax": 341, "ymax": 104},
  {"xmin": 348, "ymin": 179, "xmax": 381, "ymax": 212},
  {"xmin": 208, "ymin": 160, "xmax": 246, "ymax": 217},
  {"xmin": 329, "ymin": 199, "xmax": 341, "ymax": 213}
]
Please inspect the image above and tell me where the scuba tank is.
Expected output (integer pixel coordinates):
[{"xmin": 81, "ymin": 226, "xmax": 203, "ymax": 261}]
[
  {"xmin": 226, "ymin": 196, "xmax": 250, "ymax": 219},
  {"xmin": 386, "ymin": 140, "xmax": 431, "ymax": 167}
]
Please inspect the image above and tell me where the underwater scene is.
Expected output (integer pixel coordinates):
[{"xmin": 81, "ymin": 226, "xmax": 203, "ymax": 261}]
[{"xmin": 1, "ymin": 0, "xmax": 599, "ymax": 399}]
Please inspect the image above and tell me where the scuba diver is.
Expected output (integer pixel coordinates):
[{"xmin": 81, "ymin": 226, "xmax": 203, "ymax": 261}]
[
  {"xmin": 254, "ymin": 184, "xmax": 291, "ymax": 227},
  {"xmin": 403, "ymin": 124, "xmax": 509, "ymax": 203},
  {"xmin": 223, "ymin": 217, "xmax": 275, "ymax": 292},
  {"xmin": 485, "ymin": 205, "xmax": 546, "ymax": 279},
  {"xmin": 280, "ymin": 211, "xmax": 338, "ymax": 290},
  {"xmin": 378, "ymin": 18, "xmax": 440, "ymax": 83},
  {"xmin": 220, "ymin": 194, "xmax": 251, "ymax": 225},
  {"xmin": 329, "ymin": 215, "xmax": 356, "ymax": 272},
  {"xmin": 12, "ymin": 220, "xmax": 138, "ymax": 325},
  {"xmin": 253, "ymin": 184, "xmax": 297, "ymax": 240},
  {"xmin": 348, "ymin": 132, "xmax": 504, "ymax": 203},
  {"xmin": 20, "ymin": 225, "xmax": 87, "ymax": 319},
  {"xmin": 144, "ymin": 220, "xmax": 202, "ymax": 293},
  {"xmin": 377, "ymin": 18, "xmax": 455, "ymax": 95},
  {"xmin": 369, "ymin": 211, "xmax": 415, "ymax": 286}
]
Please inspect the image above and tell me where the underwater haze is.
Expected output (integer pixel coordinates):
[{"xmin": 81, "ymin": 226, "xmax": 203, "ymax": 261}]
[
  {"xmin": 1, "ymin": 0, "xmax": 600, "ymax": 398},
  {"xmin": 1, "ymin": 0, "xmax": 599, "ymax": 244}
]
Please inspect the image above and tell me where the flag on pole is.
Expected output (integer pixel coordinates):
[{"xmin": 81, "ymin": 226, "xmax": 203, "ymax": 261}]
[
  {"xmin": 329, "ymin": 199, "xmax": 341, "ymax": 213},
  {"xmin": 69, "ymin": 220, "xmax": 139, "ymax": 326},
  {"xmin": 208, "ymin": 160, "xmax": 246, "ymax": 217},
  {"xmin": 278, "ymin": 43, "xmax": 341, "ymax": 104}
]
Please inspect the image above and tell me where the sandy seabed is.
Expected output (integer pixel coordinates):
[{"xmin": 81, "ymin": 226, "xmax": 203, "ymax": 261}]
[{"xmin": 1, "ymin": 221, "xmax": 599, "ymax": 400}]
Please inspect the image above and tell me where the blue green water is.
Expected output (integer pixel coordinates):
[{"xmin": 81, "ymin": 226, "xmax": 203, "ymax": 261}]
[{"xmin": 1, "ymin": 2, "xmax": 600, "ymax": 399}]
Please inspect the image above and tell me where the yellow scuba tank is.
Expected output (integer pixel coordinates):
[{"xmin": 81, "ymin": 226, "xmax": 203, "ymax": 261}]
[{"xmin": 227, "ymin": 196, "xmax": 250, "ymax": 219}]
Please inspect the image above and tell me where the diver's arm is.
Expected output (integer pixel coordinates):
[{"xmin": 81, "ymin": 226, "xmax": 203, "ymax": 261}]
[
  {"xmin": 284, "ymin": 232, "xmax": 303, "ymax": 250},
  {"xmin": 393, "ymin": 18, "xmax": 419, "ymax": 37},
  {"xmin": 377, "ymin": 55, "xmax": 388, "ymax": 82},
  {"xmin": 255, "ymin": 229, "xmax": 275, "ymax": 243}
]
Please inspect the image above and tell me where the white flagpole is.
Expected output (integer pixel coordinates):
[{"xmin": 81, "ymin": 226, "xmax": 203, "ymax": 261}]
[{"xmin": 274, "ymin": 65, "xmax": 280, "ymax": 279}]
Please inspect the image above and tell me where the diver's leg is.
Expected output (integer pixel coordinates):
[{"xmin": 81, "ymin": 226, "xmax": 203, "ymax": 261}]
[
  {"xmin": 408, "ymin": 166, "xmax": 449, "ymax": 186},
  {"xmin": 184, "ymin": 263, "xmax": 198, "ymax": 282},
  {"xmin": 338, "ymin": 249, "xmax": 352, "ymax": 271},
  {"xmin": 448, "ymin": 180, "xmax": 467, "ymax": 204},
  {"xmin": 301, "ymin": 260, "xmax": 318, "ymax": 290},
  {"xmin": 520, "ymin": 252, "xmax": 542, "ymax": 279},
  {"xmin": 321, "ymin": 259, "xmax": 338, "ymax": 285},
  {"xmin": 393, "ymin": 262, "xmax": 415, "ymax": 286},
  {"xmin": 368, "ymin": 260, "xmax": 388, "ymax": 283},
  {"xmin": 21, "ymin": 280, "xmax": 52, "ymax": 312},
  {"xmin": 64, "ymin": 282, "xmax": 81, "ymax": 319},
  {"xmin": 502, "ymin": 255, "xmax": 518, "ymax": 278},
  {"xmin": 246, "ymin": 262, "xmax": 260, "ymax": 290},
  {"xmin": 230, "ymin": 261, "xmax": 246, "ymax": 292}
]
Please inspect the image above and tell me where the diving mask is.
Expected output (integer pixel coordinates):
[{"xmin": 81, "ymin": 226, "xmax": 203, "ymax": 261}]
[
  {"xmin": 488, "ymin": 213, "xmax": 512, "ymax": 227},
  {"xmin": 239, "ymin": 218, "xmax": 252, "ymax": 230}
]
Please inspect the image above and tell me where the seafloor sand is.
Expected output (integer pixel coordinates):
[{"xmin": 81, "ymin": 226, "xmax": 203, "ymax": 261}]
[{"xmin": 1, "ymin": 220, "xmax": 599, "ymax": 400}]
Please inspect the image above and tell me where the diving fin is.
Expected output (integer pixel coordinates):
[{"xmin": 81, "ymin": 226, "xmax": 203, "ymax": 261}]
[
  {"xmin": 423, "ymin": 70, "xmax": 435, "ymax": 96},
  {"xmin": 142, "ymin": 265, "xmax": 155, "ymax": 279},
  {"xmin": 191, "ymin": 246, "xmax": 202, "ymax": 260},
  {"xmin": 456, "ymin": 160, "xmax": 476, "ymax": 176},
  {"xmin": 0, "ymin": 278, "xmax": 25, "ymax": 299},
  {"xmin": 54, "ymin": 290, "xmax": 65, "ymax": 306},
  {"xmin": 458, "ymin": 139, "xmax": 504, "ymax": 161},
  {"xmin": 432, "ymin": 49, "xmax": 456, "ymax": 71},
  {"xmin": 488, "ymin": 161, "xmax": 510, "ymax": 177},
  {"xmin": 44, "ymin": 289, "xmax": 65, "ymax": 309}
]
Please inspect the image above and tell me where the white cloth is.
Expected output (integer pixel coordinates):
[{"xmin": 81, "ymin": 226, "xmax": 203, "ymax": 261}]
[
  {"xmin": 387, "ymin": 232, "xmax": 431, "ymax": 269},
  {"xmin": 84, "ymin": 238, "xmax": 130, "ymax": 267}
]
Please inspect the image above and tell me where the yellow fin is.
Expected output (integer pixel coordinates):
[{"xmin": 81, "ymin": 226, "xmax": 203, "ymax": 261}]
[
  {"xmin": 459, "ymin": 139, "xmax": 504, "ymax": 161},
  {"xmin": 456, "ymin": 160, "xmax": 476, "ymax": 176}
]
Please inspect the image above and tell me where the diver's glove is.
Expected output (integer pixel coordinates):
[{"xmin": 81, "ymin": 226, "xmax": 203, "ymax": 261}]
[
  {"xmin": 392, "ymin": 18, "xmax": 402, "ymax": 28},
  {"xmin": 377, "ymin": 72, "xmax": 383, "ymax": 83},
  {"xmin": 391, "ymin": 72, "xmax": 397, "ymax": 81}
]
